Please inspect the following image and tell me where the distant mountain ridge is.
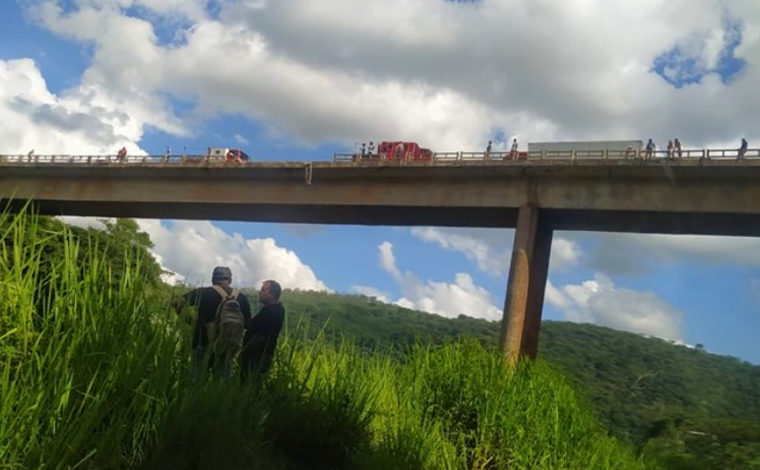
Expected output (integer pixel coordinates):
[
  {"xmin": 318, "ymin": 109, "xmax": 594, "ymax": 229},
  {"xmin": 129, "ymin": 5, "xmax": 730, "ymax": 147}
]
[{"xmin": 264, "ymin": 289, "xmax": 760, "ymax": 443}]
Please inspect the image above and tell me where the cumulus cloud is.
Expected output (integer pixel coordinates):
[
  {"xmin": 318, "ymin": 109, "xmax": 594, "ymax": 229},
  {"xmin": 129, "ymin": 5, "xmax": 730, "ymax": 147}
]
[
  {"xmin": 749, "ymin": 278, "xmax": 760, "ymax": 310},
  {"xmin": 135, "ymin": 219, "xmax": 329, "ymax": 291},
  {"xmin": 56, "ymin": 215, "xmax": 110, "ymax": 230},
  {"xmin": 13, "ymin": 0, "xmax": 760, "ymax": 154},
  {"xmin": 546, "ymin": 275, "xmax": 684, "ymax": 341},
  {"xmin": 352, "ymin": 285, "xmax": 391, "ymax": 303},
  {"xmin": 410, "ymin": 227, "xmax": 581, "ymax": 275},
  {"xmin": 377, "ymin": 241, "xmax": 502, "ymax": 320},
  {"xmin": 583, "ymin": 232, "xmax": 760, "ymax": 275},
  {"xmin": 53, "ymin": 216, "xmax": 328, "ymax": 291},
  {"xmin": 0, "ymin": 59, "xmax": 152, "ymax": 155}
]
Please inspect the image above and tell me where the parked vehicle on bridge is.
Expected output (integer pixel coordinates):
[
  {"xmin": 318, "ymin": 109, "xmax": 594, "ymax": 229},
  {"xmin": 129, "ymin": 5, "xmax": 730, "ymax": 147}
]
[
  {"xmin": 206, "ymin": 147, "xmax": 251, "ymax": 162},
  {"xmin": 374, "ymin": 141, "xmax": 433, "ymax": 161}
]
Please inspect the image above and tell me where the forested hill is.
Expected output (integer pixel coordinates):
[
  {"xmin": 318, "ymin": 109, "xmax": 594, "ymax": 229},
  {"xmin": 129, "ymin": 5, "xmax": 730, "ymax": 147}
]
[{"xmin": 268, "ymin": 289, "xmax": 760, "ymax": 443}]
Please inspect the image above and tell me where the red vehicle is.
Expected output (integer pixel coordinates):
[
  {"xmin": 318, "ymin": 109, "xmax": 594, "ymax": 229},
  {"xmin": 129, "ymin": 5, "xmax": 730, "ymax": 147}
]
[
  {"xmin": 377, "ymin": 141, "xmax": 433, "ymax": 161},
  {"xmin": 225, "ymin": 148, "xmax": 251, "ymax": 162}
]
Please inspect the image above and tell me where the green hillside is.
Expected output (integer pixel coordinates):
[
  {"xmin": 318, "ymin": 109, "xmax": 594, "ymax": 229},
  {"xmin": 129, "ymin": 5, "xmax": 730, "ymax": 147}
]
[
  {"xmin": 4, "ymin": 211, "xmax": 758, "ymax": 469},
  {"xmin": 268, "ymin": 289, "xmax": 760, "ymax": 445}
]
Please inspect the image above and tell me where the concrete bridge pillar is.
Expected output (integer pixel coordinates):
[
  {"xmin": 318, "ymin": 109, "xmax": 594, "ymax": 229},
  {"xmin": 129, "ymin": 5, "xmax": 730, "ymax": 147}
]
[{"xmin": 500, "ymin": 205, "xmax": 553, "ymax": 364}]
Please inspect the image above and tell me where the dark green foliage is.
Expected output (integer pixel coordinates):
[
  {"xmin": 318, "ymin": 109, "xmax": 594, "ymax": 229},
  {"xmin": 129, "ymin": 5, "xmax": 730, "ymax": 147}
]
[{"xmin": 271, "ymin": 289, "xmax": 760, "ymax": 469}]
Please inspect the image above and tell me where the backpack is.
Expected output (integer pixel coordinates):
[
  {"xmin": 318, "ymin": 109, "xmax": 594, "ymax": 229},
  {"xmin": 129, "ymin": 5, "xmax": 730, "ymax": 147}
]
[{"xmin": 208, "ymin": 285, "xmax": 245, "ymax": 356}]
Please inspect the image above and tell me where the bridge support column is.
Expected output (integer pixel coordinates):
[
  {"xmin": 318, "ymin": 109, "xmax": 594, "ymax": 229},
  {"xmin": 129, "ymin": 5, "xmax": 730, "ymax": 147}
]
[{"xmin": 500, "ymin": 205, "xmax": 553, "ymax": 365}]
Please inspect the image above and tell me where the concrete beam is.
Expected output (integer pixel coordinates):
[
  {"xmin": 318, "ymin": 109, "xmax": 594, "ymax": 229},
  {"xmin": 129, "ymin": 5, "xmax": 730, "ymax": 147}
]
[{"xmin": 3, "ymin": 161, "xmax": 760, "ymax": 235}]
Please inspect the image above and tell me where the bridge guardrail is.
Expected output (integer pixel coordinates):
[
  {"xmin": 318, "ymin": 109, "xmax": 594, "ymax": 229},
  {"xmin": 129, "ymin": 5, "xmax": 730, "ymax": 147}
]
[{"xmin": 2, "ymin": 148, "xmax": 759, "ymax": 167}]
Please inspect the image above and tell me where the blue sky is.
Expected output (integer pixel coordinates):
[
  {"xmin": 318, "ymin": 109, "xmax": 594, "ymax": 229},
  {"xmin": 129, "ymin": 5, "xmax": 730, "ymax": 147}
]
[{"xmin": 2, "ymin": 0, "xmax": 760, "ymax": 365}]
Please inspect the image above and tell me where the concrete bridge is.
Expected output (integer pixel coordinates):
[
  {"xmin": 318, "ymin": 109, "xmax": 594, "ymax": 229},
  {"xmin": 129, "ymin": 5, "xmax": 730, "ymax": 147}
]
[{"xmin": 2, "ymin": 149, "xmax": 760, "ymax": 363}]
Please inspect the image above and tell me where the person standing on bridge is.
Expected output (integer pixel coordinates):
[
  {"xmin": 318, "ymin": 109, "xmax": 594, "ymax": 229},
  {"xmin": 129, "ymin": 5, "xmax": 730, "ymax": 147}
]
[
  {"xmin": 738, "ymin": 138, "xmax": 748, "ymax": 160},
  {"xmin": 485, "ymin": 140, "xmax": 492, "ymax": 160},
  {"xmin": 645, "ymin": 139, "xmax": 655, "ymax": 159},
  {"xmin": 666, "ymin": 140, "xmax": 674, "ymax": 160},
  {"xmin": 173, "ymin": 266, "xmax": 253, "ymax": 382},
  {"xmin": 240, "ymin": 280, "xmax": 285, "ymax": 381},
  {"xmin": 510, "ymin": 138, "xmax": 519, "ymax": 159},
  {"xmin": 674, "ymin": 138, "xmax": 683, "ymax": 159}
]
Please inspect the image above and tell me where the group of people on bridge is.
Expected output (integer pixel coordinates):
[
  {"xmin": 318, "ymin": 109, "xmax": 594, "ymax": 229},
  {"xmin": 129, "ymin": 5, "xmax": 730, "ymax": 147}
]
[
  {"xmin": 639, "ymin": 137, "xmax": 749, "ymax": 160},
  {"xmin": 172, "ymin": 266, "xmax": 285, "ymax": 382}
]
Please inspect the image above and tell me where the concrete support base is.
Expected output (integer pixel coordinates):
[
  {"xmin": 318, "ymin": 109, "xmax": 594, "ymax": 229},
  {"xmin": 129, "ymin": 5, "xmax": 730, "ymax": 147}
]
[{"xmin": 500, "ymin": 205, "xmax": 553, "ymax": 364}]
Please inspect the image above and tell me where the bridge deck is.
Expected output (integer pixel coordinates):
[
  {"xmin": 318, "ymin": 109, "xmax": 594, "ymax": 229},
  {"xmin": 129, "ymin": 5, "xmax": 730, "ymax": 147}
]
[{"xmin": 2, "ymin": 155, "xmax": 760, "ymax": 237}]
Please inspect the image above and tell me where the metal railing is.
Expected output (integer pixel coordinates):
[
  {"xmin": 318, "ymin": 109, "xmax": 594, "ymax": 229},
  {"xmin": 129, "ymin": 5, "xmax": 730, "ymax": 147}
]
[
  {"xmin": 1, "ymin": 148, "xmax": 758, "ymax": 167},
  {"xmin": 332, "ymin": 148, "xmax": 759, "ymax": 163}
]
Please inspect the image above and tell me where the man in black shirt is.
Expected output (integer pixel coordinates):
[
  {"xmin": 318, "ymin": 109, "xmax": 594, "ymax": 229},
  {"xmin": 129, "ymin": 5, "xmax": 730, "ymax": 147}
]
[
  {"xmin": 173, "ymin": 266, "xmax": 252, "ymax": 381},
  {"xmin": 241, "ymin": 280, "xmax": 285, "ymax": 381}
]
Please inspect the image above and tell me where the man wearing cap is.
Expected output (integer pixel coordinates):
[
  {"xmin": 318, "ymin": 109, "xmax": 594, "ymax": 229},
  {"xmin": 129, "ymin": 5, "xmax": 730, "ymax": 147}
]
[{"xmin": 173, "ymin": 266, "xmax": 253, "ymax": 380}]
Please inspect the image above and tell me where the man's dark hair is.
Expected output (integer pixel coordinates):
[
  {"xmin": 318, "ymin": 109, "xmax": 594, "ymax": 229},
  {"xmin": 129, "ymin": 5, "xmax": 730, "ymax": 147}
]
[
  {"xmin": 265, "ymin": 280, "xmax": 282, "ymax": 300},
  {"xmin": 212, "ymin": 266, "xmax": 233, "ymax": 284}
]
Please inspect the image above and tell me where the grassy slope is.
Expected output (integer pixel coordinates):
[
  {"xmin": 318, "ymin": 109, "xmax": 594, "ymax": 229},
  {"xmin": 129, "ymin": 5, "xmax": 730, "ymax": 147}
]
[
  {"xmin": 1, "ymin": 211, "xmax": 647, "ymax": 470},
  {"xmin": 272, "ymin": 289, "xmax": 760, "ymax": 443}
]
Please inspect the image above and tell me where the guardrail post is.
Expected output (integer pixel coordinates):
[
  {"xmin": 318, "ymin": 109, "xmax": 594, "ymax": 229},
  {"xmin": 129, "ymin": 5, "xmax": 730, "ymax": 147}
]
[
  {"xmin": 571, "ymin": 150, "xmax": 577, "ymax": 161},
  {"xmin": 703, "ymin": 149, "xmax": 708, "ymax": 159},
  {"xmin": 541, "ymin": 150, "xmax": 546, "ymax": 160},
  {"xmin": 603, "ymin": 149, "xmax": 609, "ymax": 159}
]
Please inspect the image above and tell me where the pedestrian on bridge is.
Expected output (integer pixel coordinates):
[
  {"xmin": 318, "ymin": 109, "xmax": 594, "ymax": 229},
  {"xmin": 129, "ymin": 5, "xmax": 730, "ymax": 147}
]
[
  {"xmin": 510, "ymin": 138, "xmax": 518, "ymax": 159},
  {"xmin": 738, "ymin": 138, "xmax": 748, "ymax": 160},
  {"xmin": 674, "ymin": 138, "xmax": 683, "ymax": 159},
  {"xmin": 667, "ymin": 140, "xmax": 673, "ymax": 159},
  {"xmin": 645, "ymin": 139, "xmax": 655, "ymax": 159},
  {"xmin": 485, "ymin": 140, "xmax": 492, "ymax": 160}
]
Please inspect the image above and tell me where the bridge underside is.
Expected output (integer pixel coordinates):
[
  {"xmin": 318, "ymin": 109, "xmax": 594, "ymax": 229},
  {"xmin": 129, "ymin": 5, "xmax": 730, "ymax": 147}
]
[{"xmin": 7, "ymin": 199, "xmax": 760, "ymax": 237}]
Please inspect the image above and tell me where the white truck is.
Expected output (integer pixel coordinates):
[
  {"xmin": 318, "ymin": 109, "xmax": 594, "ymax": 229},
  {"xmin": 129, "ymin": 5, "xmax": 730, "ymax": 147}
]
[{"xmin": 206, "ymin": 147, "xmax": 251, "ymax": 162}]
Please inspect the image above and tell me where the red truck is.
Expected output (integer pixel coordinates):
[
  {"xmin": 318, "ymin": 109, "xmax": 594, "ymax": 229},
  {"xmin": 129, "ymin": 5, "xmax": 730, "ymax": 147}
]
[{"xmin": 376, "ymin": 141, "xmax": 433, "ymax": 161}]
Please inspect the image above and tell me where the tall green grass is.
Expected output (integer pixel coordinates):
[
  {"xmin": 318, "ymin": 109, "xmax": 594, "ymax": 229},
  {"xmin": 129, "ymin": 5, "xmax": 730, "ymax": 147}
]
[{"xmin": 1, "ymin": 208, "xmax": 653, "ymax": 469}]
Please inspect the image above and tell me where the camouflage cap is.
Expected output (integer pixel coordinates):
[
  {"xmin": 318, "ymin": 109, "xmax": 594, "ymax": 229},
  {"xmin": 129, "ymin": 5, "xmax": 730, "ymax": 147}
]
[{"xmin": 212, "ymin": 266, "xmax": 232, "ymax": 281}]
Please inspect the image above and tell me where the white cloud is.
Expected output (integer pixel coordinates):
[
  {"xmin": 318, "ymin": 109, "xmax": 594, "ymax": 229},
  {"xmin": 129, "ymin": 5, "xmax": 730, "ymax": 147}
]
[
  {"xmin": 546, "ymin": 274, "xmax": 684, "ymax": 341},
  {"xmin": 14, "ymin": 0, "xmax": 760, "ymax": 155},
  {"xmin": 233, "ymin": 134, "xmax": 249, "ymax": 145},
  {"xmin": 56, "ymin": 216, "xmax": 110, "ymax": 230},
  {"xmin": 377, "ymin": 241, "xmax": 502, "ymax": 321},
  {"xmin": 0, "ymin": 59, "xmax": 153, "ymax": 155},
  {"xmin": 410, "ymin": 227, "xmax": 511, "ymax": 276},
  {"xmin": 54, "ymin": 216, "xmax": 328, "ymax": 291},
  {"xmin": 550, "ymin": 237, "xmax": 582, "ymax": 269},
  {"xmin": 352, "ymin": 285, "xmax": 391, "ymax": 303},
  {"xmin": 135, "ymin": 219, "xmax": 329, "ymax": 291},
  {"xmin": 410, "ymin": 227, "xmax": 581, "ymax": 275},
  {"xmin": 583, "ymin": 232, "xmax": 760, "ymax": 275},
  {"xmin": 749, "ymin": 278, "xmax": 760, "ymax": 310}
]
